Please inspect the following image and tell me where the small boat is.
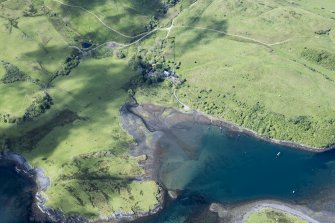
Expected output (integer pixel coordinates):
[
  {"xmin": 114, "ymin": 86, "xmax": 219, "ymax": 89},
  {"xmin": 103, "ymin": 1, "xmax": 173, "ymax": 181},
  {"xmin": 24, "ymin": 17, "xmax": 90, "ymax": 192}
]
[{"xmin": 277, "ymin": 152, "xmax": 281, "ymax": 157}]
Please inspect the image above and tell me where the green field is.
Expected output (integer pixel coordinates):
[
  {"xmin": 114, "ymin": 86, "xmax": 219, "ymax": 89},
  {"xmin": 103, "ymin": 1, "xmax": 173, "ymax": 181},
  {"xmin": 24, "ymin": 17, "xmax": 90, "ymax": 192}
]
[
  {"xmin": 44, "ymin": 0, "xmax": 171, "ymax": 43},
  {"xmin": 23, "ymin": 58, "xmax": 160, "ymax": 218},
  {"xmin": 0, "ymin": 0, "xmax": 166, "ymax": 219},
  {"xmin": 246, "ymin": 208, "xmax": 307, "ymax": 223},
  {"xmin": 0, "ymin": 0, "xmax": 335, "ymax": 220},
  {"xmin": 134, "ymin": 0, "xmax": 335, "ymax": 148}
]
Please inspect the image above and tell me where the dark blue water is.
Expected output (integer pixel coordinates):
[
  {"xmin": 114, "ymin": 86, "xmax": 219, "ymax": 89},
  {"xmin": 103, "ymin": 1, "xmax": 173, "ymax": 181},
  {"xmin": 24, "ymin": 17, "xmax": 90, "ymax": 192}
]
[
  {"xmin": 137, "ymin": 122, "xmax": 335, "ymax": 223},
  {"xmin": 81, "ymin": 42, "xmax": 92, "ymax": 48},
  {"xmin": 2, "ymin": 121, "xmax": 335, "ymax": 222},
  {"xmin": 0, "ymin": 163, "xmax": 36, "ymax": 223}
]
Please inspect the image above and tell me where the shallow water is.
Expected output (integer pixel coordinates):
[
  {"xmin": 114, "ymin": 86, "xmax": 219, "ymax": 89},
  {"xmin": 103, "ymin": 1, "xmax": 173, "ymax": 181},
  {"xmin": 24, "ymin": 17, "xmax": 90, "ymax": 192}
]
[
  {"xmin": 0, "ymin": 163, "xmax": 35, "ymax": 223},
  {"xmin": 138, "ymin": 122, "xmax": 335, "ymax": 222},
  {"xmin": 2, "ymin": 120, "xmax": 335, "ymax": 222}
]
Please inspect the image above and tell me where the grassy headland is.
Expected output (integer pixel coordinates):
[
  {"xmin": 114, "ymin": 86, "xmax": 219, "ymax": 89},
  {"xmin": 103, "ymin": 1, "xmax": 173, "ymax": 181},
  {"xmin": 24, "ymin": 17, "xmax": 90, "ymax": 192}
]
[
  {"xmin": 0, "ymin": 0, "xmax": 174, "ymax": 219},
  {"xmin": 246, "ymin": 208, "xmax": 307, "ymax": 223}
]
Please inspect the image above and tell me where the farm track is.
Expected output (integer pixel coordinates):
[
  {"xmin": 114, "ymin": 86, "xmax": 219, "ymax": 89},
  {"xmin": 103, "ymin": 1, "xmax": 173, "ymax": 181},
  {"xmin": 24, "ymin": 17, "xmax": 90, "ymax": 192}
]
[{"xmin": 51, "ymin": 0, "xmax": 291, "ymax": 53}]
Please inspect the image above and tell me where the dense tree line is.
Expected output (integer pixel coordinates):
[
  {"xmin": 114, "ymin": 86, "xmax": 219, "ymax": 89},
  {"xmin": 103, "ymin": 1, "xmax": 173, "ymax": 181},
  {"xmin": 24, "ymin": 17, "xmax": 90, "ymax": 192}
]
[
  {"xmin": 0, "ymin": 93, "xmax": 53, "ymax": 124},
  {"xmin": 145, "ymin": 0, "xmax": 180, "ymax": 31},
  {"xmin": 54, "ymin": 53, "xmax": 81, "ymax": 77},
  {"xmin": 48, "ymin": 51, "xmax": 81, "ymax": 84},
  {"xmin": 129, "ymin": 55, "xmax": 168, "ymax": 85},
  {"xmin": 23, "ymin": 92, "xmax": 53, "ymax": 121}
]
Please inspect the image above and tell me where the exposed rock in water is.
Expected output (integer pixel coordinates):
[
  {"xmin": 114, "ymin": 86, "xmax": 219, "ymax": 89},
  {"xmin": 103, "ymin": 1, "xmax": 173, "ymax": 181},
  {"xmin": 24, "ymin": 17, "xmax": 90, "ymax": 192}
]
[{"xmin": 168, "ymin": 190, "xmax": 178, "ymax": 200}]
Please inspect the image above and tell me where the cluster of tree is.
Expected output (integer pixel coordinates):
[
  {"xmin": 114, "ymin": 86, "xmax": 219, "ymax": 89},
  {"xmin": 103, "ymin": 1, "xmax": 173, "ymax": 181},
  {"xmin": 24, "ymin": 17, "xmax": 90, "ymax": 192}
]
[
  {"xmin": 289, "ymin": 115, "xmax": 312, "ymax": 131},
  {"xmin": 48, "ymin": 51, "xmax": 81, "ymax": 84},
  {"xmin": 23, "ymin": 4, "xmax": 38, "ymax": 16},
  {"xmin": 0, "ymin": 93, "xmax": 53, "ymax": 124},
  {"xmin": 301, "ymin": 48, "xmax": 335, "ymax": 71},
  {"xmin": 0, "ymin": 113, "xmax": 17, "ymax": 124},
  {"xmin": 1, "ymin": 61, "xmax": 28, "ymax": 84},
  {"xmin": 115, "ymin": 50, "xmax": 126, "ymax": 59},
  {"xmin": 166, "ymin": 0, "xmax": 180, "ymax": 6},
  {"xmin": 145, "ymin": 0, "xmax": 180, "ymax": 31},
  {"xmin": 146, "ymin": 17, "xmax": 159, "ymax": 31},
  {"xmin": 129, "ymin": 55, "xmax": 172, "ymax": 85},
  {"xmin": 23, "ymin": 92, "xmax": 53, "ymax": 121},
  {"xmin": 55, "ymin": 53, "xmax": 80, "ymax": 76},
  {"xmin": 23, "ymin": 0, "xmax": 46, "ymax": 17},
  {"xmin": 315, "ymin": 28, "xmax": 331, "ymax": 35}
]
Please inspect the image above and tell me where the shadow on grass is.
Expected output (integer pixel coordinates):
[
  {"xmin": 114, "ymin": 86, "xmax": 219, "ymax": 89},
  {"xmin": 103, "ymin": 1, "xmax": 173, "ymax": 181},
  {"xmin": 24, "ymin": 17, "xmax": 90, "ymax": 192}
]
[
  {"xmin": 5, "ymin": 109, "xmax": 80, "ymax": 152},
  {"xmin": 0, "ymin": 57, "xmax": 140, "ymax": 218},
  {"xmin": 55, "ymin": 0, "xmax": 166, "ymax": 42},
  {"xmin": 174, "ymin": 16, "xmax": 228, "ymax": 58},
  {"xmin": 22, "ymin": 45, "xmax": 72, "ymax": 82},
  {"xmin": 50, "ymin": 177, "xmax": 135, "ymax": 218}
]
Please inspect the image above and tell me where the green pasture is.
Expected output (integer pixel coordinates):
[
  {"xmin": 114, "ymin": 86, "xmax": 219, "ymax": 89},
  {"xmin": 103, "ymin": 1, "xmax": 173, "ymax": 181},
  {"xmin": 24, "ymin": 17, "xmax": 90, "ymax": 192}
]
[
  {"xmin": 18, "ymin": 58, "xmax": 160, "ymax": 218},
  {"xmin": 135, "ymin": 0, "xmax": 335, "ymax": 147},
  {"xmin": 44, "ymin": 0, "xmax": 167, "ymax": 43},
  {"xmin": 0, "ymin": 15, "xmax": 71, "ymax": 83}
]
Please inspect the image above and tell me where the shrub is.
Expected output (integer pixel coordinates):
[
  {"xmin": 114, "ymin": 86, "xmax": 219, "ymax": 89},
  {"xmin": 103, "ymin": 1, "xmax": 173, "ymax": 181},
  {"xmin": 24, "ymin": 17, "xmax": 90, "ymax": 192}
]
[
  {"xmin": 1, "ymin": 62, "xmax": 27, "ymax": 83},
  {"xmin": 115, "ymin": 50, "xmax": 126, "ymax": 59},
  {"xmin": 301, "ymin": 48, "xmax": 335, "ymax": 70},
  {"xmin": 288, "ymin": 115, "xmax": 312, "ymax": 131}
]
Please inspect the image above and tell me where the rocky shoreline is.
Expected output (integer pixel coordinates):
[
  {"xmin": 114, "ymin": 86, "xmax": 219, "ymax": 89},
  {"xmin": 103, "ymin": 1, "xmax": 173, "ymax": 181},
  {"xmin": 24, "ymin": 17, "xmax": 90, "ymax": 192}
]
[
  {"xmin": 185, "ymin": 108, "xmax": 335, "ymax": 152},
  {"xmin": 0, "ymin": 150, "xmax": 165, "ymax": 222},
  {"xmin": 2, "ymin": 102, "xmax": 334, "ymax": 223},
  {"xmin": 0, "ymin": 151, "xmax": 56, "ymax": 223},
  {"xmin": 199, "ymin": 110, "xmax": 335, "ymax": 153},
  {"xmin": 209, "ymin": 200, "xmax": 321, "ymax": 223},
  {"xmin": 120, "ymin": 103, "xmax": 335, "ymax": 222},
  {"xmin": 126, "ymin": 103, "xmax": 335, "ymax": 153}
]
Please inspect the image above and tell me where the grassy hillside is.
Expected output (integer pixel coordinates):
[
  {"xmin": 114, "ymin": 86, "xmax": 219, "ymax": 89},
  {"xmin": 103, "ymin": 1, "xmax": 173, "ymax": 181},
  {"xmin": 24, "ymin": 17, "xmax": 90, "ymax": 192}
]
[
  {"xmin": 134, "ymin": 0, "xmax": 335, "ymax": 148},
  {"xmin": 22, "ymin": 58, "xmax": 159, "ymax": 218},
  {"xmin": 0, "ymin": 0, "xmax": 167, "ymax": 219},
  {"xmin": 44, "ymin": 0, "xmax": 172, "ymax": 42},
  {"xmin": 0, "ymin": 0, "xmax": 335, "ymax": 220}
]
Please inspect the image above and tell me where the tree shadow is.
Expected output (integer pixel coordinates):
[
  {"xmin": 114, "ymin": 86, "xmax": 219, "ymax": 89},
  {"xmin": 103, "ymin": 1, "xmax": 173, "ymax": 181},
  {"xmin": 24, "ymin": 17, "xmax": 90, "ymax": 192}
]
[
  {"xmin": 5, "ymin": 109, "xmax": 80, "ymax": 152},
  {"xmin": 22, "ymin": 45, "xmax": 72, "ymax": 83},
  {"xmin": 173, "ymin": 16, "xmax": 228, "ymax": 58},
  {"xmin": 1, "ymin": 56, "xmax": 135, "ymax": 153},
  {"xmin": 0, "ymin": 53, "xmax": 142, "ymax": 218},
  {"xmin": 54, "ymin": 0, "xmax": 166, "ymax": 42}
]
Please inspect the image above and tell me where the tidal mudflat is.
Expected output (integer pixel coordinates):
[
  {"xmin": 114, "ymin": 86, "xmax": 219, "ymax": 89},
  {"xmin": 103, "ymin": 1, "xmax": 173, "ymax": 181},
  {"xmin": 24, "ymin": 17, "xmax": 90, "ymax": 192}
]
[
  {"xmin": 123, "ymin": 104, "xmax": 335, "ymax": 223},
  {"xmin": 1, "ymin": 103, "xmax": 335, "ymax": 223}
]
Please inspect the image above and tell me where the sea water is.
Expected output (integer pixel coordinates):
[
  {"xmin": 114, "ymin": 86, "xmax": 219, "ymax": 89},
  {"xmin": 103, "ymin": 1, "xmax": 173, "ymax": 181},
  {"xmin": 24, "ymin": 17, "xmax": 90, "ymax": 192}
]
[
  {"xmin": 138, "ymin": 122, "xmax": 335, "ymax": 223},
  {"xmin": 2, "ymin": 121, "xmax": 335, "ymax": 222},
  {"xmin": 0, "ymin": 163, "xmax": 35, "ymax": 223}
]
